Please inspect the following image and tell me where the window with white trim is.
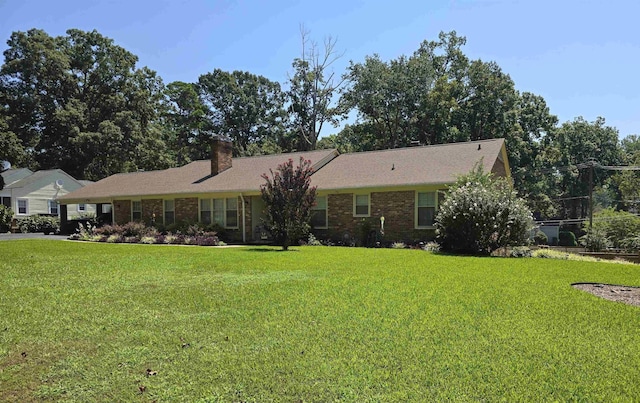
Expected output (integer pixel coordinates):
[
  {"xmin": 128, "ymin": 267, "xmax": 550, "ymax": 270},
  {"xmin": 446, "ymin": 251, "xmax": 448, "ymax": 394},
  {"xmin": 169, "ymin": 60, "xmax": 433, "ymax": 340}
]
[
  {"xmin": 77, "ymin": 203, "xmax": 86, "ymax": 212},
  {"xmin": 17, "ymin": 199, "xmax": 28, "ymax": 215},
  {"xmin": 0, "ymin": 197, "xmax": 10, "ymax": 208},
  {"xmin": 132, "ymin": 201, "xmax": 142, "ymax": 221},
  {"xmin": 416, "ymin": 191, "xmax": 437, "ymax": 227},
  {"xmin": 225, "ymin": 197, "xmax": 238, "ymax": 228},
  {"xmin": 48, "ymin": 200, "xmax": 59, "ymax": 215},
  {"xmin": 354, "ymin": 194, "xmax": 370, "ymax": 217},
  {"xmin": 200, "ymin": 198, "xmax": 238, "ymax": 228},
  {"xmin": 311, "ymin": 195, "xmax": 328, "ymax": 228},
  {"xmin": 164, "ymin": 200, "xmax": 175, "ymax": 225}
]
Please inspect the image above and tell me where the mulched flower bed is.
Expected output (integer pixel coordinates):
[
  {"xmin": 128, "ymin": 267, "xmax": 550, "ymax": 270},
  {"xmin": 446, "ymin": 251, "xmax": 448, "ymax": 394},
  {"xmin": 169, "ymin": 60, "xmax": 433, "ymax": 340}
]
[{"xmin": 572, "ymin": 283, "xmax": 640, "ymax": 307}]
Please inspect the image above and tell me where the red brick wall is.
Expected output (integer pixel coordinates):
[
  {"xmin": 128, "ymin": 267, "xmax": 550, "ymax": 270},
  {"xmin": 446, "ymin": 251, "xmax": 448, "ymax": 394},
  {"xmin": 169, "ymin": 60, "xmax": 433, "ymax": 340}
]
[
  {"xmin": 211, "ymin": 139, "xmax": 232, "ymax": 175},
  {"xmin": 316, "ymin": 191, "xmax": 436, "ymax": 244},
  {"xmin": 175, "ymin": 198, "xmax": 198, "ymax": 223},
  {"xmin": 113, "ymin": 199, "xmax": 131, "ymax": 224}
]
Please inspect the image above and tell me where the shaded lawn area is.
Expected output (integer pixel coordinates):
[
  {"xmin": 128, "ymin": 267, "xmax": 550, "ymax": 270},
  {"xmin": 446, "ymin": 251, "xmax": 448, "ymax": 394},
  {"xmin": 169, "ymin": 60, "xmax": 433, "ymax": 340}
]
[{"xmin": 1, "ymin": 241, "xmax": 639, "ymax": 401}]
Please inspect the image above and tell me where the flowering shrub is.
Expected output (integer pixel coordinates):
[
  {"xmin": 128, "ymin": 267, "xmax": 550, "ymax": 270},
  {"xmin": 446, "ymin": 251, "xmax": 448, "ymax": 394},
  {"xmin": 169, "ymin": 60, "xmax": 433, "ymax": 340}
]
[
  {"xmin": 435, "ymin": 166, "xmax": 533, "ymax": 255},
  {"xmin": 69, "ymin": 221, "xmax": 220, "ymax": 246}
]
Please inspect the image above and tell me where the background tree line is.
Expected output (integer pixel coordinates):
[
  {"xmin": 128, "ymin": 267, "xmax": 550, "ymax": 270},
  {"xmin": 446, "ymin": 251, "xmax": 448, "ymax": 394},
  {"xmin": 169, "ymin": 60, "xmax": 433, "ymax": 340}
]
[{"xmin": 1, "ymin": 28, "xmax": 638, "ymax": 219}]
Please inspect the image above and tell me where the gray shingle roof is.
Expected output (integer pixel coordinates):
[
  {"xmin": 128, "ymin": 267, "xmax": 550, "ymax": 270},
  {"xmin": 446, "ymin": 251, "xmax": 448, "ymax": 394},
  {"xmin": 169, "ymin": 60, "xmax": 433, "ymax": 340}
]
[
  {"xmin": 59, "ymin": 139, "xmax": 508, "ymax": 203},
  {"xmin": 311, "ymin": 138, "xmax": 506, "ymax": 190}
]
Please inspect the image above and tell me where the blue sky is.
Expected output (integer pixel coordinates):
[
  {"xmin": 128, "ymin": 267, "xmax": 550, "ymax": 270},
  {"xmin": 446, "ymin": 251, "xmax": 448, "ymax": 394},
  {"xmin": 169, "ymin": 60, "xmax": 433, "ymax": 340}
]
[{"xmin": 1, "ymin": 0, "xmax": 639, "ymax": 138}]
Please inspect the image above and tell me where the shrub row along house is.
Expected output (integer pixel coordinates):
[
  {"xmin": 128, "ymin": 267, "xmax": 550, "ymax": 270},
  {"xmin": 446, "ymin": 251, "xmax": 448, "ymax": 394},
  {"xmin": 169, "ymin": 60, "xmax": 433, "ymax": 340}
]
[{"xmin": 58, "ymin": 138, "xmax": 511, "ymax": 243}]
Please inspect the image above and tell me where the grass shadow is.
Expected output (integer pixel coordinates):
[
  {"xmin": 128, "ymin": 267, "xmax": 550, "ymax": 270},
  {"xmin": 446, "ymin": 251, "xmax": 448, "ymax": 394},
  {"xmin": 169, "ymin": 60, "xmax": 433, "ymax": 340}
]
[{"xmin": 242, "ymin": 247, "xmax": 299, "ymax": 252}]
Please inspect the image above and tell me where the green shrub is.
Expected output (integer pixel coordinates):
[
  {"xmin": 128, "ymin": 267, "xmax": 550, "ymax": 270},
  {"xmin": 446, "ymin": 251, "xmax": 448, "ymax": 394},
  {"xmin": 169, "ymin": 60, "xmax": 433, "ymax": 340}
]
[
  {"xmin": 16, "ymin": 215, "xmax": 59, "ymax": 234},
  {"xmin": 510, "ymin": 246, "xmax": 532, "ymax": 258},
  {"xmin": 558, "ymin": 231, "xmax": 577, "ymax": 247},
  {"xmin": 579, "ymin": 227, "xmax": 611, "ymax": 252},
  {"xmin": 591, "ymin": 209, "xmax": 640, "ymax": 248},
  {"xmin": 435, "ymin": 165, "xmax": 533, "ymax": 255},
  {"xmin": 533, "ymin": 230, "xmax": 548, "ymax": 245},
  {"xmin": 620, "ymin": 236, "xmax": 640, "ymax": 253},
  {"xmin": 0, "ymin": 205, "xmax": 12, "ymax": 232}
]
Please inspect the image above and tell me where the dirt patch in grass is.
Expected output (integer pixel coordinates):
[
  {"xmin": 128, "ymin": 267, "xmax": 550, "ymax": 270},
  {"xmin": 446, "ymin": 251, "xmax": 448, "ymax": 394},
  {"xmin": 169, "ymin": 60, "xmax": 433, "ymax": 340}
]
[{"xmin": 573, "ymin": 283, "xmax": 640, "ymax": 307}]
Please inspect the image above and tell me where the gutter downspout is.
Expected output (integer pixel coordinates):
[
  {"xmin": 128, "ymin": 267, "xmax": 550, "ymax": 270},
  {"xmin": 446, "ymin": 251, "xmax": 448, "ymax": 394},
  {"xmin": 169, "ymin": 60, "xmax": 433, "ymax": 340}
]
[{"xmin": 240, "ymin": 194, "xmax": 246, "ymax": 244}]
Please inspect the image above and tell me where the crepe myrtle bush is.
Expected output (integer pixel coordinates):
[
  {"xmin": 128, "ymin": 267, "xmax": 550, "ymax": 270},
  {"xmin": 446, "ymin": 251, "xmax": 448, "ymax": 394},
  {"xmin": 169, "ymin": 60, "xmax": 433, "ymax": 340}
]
[
  {"xmin": 261, "ymin": 157, "xmax": 317, "ymax": 250},
  {"xmin": 435, "ymin": 166, "xmax": 533, "ymax": 255}
]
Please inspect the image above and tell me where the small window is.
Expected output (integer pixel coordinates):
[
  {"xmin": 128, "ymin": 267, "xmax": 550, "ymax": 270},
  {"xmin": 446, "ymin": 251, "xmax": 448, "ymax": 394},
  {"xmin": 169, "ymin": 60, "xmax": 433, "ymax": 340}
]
[
  {"xmin": 213, "ymin": 199, "xmax": 225, "ymax": 225},
  {"xmin": 132, "ymin": 201, "xmax": 142, "ymax": 221},
  {"xmin": 17, "ymin": 199, "xmax": 28, "ymax": 215},
  {"xmin": 1, "ymin": 197, "xmax": 10, "ymax": 208},
  {"xmin": 417, "ymin": 192, "xmax": 436, "ymax": 227},
  {"xmin": 200, "ymin": 199, "xmax": 212, "ymax": 225},
  {"xmin": 48, "ymin": 200, "xmax": 59, "ymax": 215},
  {"xmin": 164, "ymin": 200, "xmax": 175, "ymax": 225},
  {"xmin": 354, "ymin": 194, "xmax": 370, "ymax": 217},
  {"xmin": 78, "ymin": 204, "xmax": 86, "ymax": 212},
  {"xmin": 226, "ymin": 197, "xmax": 238, "ymax": 228},
  {"xmin": 311, "ymin": 195, "xmax": 328, "ymax": 228}
]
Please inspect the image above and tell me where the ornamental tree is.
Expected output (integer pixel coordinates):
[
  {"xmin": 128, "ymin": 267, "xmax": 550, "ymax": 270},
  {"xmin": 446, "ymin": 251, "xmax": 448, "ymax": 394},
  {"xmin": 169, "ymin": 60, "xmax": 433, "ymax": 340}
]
[
  {"xmin": 435, "ymin": 165, "xmax": 533, "ymax": 255},
  {"xmin": 260, "ymin": 157, "xmax": 317, "ymax": 250}
]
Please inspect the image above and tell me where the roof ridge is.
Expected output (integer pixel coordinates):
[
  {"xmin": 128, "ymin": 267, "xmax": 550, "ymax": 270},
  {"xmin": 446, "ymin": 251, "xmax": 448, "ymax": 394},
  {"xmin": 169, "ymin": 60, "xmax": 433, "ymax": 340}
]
[{"xmin": 341, "ymin": 138, "xmax": 503, "ymax": 156}]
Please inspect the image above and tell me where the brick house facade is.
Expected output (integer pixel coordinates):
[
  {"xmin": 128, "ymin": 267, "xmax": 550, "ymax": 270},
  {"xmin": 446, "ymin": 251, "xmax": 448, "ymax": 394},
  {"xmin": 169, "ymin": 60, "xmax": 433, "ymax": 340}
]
[{"xmin": 59, "ymin": 138, "xmax": 512, "ymax": 243}]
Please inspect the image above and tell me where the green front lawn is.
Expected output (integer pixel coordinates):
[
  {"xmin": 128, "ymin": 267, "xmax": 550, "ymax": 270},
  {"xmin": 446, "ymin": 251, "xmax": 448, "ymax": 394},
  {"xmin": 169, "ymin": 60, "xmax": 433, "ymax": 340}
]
[{"xmin": 1, "ymin": 241, "xmax": 638, "ymax": 401}]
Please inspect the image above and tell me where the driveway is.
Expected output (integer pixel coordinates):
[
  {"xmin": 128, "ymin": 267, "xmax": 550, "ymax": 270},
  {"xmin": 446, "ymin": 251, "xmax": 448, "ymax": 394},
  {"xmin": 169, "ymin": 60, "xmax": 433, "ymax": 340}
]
[{"xmin": 0, "ymin": 233, "xmax": 69, "ymax": 241}]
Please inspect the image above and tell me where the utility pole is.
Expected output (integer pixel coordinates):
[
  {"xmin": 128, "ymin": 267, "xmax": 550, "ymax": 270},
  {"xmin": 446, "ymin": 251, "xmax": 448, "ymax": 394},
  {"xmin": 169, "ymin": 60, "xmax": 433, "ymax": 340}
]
[{"xmin": 588, "ymin": 160, "xmax": 594, "ymax": 228}]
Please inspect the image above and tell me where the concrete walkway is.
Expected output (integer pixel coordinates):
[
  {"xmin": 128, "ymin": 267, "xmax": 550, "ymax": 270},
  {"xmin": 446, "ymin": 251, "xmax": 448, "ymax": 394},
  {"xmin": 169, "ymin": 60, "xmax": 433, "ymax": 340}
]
[{"xmin": 0, "ymin": 233, "xmax": 68, "ymax": 241}]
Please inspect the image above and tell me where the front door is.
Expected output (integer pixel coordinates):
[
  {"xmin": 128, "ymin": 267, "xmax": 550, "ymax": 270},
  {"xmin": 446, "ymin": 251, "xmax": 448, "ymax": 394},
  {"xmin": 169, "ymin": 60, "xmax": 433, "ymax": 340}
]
[{"xmin": 251, "ymin": 196, "xmax": 269, "ymax": 241}]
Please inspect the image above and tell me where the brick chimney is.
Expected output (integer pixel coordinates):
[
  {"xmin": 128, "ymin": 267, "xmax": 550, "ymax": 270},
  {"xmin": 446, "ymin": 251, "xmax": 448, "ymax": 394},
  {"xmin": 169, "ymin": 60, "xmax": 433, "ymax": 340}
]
[{"xmin": 211, "ymin": 137, "xmax": 232, "ymax": 176}]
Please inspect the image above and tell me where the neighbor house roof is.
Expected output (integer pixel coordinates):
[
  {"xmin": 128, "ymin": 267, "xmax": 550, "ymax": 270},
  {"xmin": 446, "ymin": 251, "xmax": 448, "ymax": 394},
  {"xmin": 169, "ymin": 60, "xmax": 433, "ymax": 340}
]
[
  {"xmin": 1, "ymin": 168, "xmax": 33, "ymax": 187},
  {"xmin": 311, "ymin": 138, "xmax": 507, "ymax": 190},
  {"xmin": 3, "ymin": 169, "xmax": 67, "ymax": 189},
  {"xmin": 59, "ymin": 149, "xmax": 339, "ymax": 203}
]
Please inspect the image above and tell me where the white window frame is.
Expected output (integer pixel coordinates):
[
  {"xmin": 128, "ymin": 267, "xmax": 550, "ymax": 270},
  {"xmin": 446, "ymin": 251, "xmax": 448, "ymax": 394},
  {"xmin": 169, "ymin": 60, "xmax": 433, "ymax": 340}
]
[
  {"xmin": 199, "ymin": 197, "xmax": 239, "ymax": 229},
  {"xmin": 163, "ymin": 199, "xmax": 175, "ymax": 225},
  {"xmin": 311, "ymin": 195, "xmax": 328, "ymax": 229},
  {"xmin": 225, "ymin": 197, "xmax": 239, "ymax": 229},
  {"xmin": 415, "ymin": 191, "xmax": 441, "ymax": 229},
  {"xmin": 0, "ymin": 196, "xmax": 10, "ymax": 208},
  {"xmin": 131, "ymin": 200, "xmax": 142, "ymax": 221},
  {"xmin": 48, "ymin": 200, "xmax": 59, "ymax": 215},
  {"xmin": 17, "ymin": 199, "xmax": 28, "ymax": 215},
  {"xmin": 77, "ymin": 203, "xmax": 86, "ymax": 212},
  {"xmin": 353, "ymin": 193, "xmax": 370, "ymax": 217}
]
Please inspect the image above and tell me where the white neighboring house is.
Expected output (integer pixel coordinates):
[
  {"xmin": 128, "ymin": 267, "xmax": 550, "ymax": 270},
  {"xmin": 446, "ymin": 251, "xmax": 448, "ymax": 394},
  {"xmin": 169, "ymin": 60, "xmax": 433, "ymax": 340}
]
[{"xmin": 0, "ymin": 168, "xmax": 95, "ymax": 218}]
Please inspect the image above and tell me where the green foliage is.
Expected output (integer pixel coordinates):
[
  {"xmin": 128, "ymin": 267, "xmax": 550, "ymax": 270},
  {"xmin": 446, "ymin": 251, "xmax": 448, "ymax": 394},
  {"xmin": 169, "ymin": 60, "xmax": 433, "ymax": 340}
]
[
  {"xmin": 16, "ymin": 215, "xmax": 60, "ymax": 234},
  {"xmin": 0, "ymin": 28, "xmax": 172, "ymax": 180},
  {"xmin": 260, "ymin": 157, "xmax": 317, "ymax": 250},
  {"xmin": 579, "ymin": 227, "xmax": 612, "ymax": 252},
  {"xmin": 533, "ymin": 230, "xmax": 548, "ymax": 245},
  {"xmin": 509, "ymin": 246, "xmax": 532, "ymax": 258},
  {"xmin": 558, "ymin": 231, "xmax": 577, "ymax": 247},
  {"xmin": 620, "ymin": 235, "xmax": 640, "ymax": 253},
  {"xmin": 591, "ymin": 208, "xmax": 640, "ymax": 248},
  {"xmin": 197, "ymin": 69, "xmax": 287, "ymax": 156},
  {"xmin": 0, "ymin": 205, "xmax": 13, "ymax": 232},
  {"xmin": 435, "ymin": 166, "xmax": 533, "ymax": 255}
]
